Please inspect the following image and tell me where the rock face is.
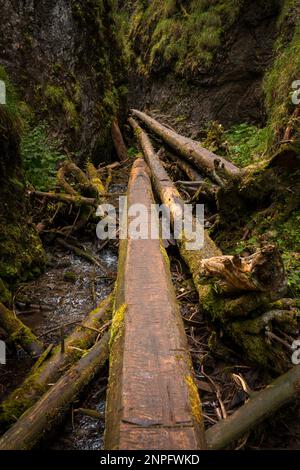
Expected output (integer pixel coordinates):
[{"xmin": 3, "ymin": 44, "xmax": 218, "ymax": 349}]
[
  {"xmin": 0, "ymin": 1, "xmax": 128, "ymax": 297},
  {"xmin": 0, "ymin": 108, "xmax": 46, "ymax": 303},
  {"xmin": 0, "ymin": 0, "xmax": 127, "ymax": 163},
  {"xmin": 128, "ymin": 0, "xmax": 281, "ymax": 134}
]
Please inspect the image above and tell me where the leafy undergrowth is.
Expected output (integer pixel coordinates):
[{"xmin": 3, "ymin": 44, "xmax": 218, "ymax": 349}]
[
  {"xmin": 203, "ymin": 121, "xmax": 269, "ymax": 167},
  {"xmin": 223, "ymin": 124, "xmax": 269, "ymax": 167},
  {"xmin": 21, "ymin": 124, "xmax": 65, "ymax": 191},
  {"xmin": 0, "ymin": 64, "xmax": 65, "ymax": 191}
]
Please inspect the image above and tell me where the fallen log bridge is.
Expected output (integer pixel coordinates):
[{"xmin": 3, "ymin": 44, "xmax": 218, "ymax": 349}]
[{"xmin": 105, "ymin": 158, "xmax": 206, "ymax": 450}]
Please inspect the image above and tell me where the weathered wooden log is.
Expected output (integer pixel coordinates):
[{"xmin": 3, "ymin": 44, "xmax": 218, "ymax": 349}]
[
  {"xmin": 0, "ymin": 302, "xmax": 43, "ymax": 357},
  {"xmin": 30, "ymin": 190, "xmax": 97, "ymax": 206},
  {"xmin": 0, "ymin": 295, "xmax": 113, "ymax": 429},
  {"xmin": 105, "ymin": 158, "xmax": 206, "ymax": 450},
  {"xmin": 0, "ymin": 331, "xmax": 110, "ymax": 450},
  {"xmin": 206, "ymin": 364, "xmax": 300, "ymax": 450},
  {"xmin": 131, "ymin": 109, "xmax": 241, "ymax": 183},
  {"xmin": 129, "ymin": 118, "xmax": 290, "ymax": 371},
  {"xmin": 111, "ymin": 119, "xmax": 128, "ymax": 162}
]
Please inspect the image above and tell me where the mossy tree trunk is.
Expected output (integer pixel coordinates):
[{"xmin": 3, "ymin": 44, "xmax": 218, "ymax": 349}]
[{"xmin": 0, "ymin": 302, "xmax": 44, "ymax": 357}]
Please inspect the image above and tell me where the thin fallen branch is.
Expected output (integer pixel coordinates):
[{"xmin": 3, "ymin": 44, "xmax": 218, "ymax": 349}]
[
  {"xmin": 30, "ymin": 190, "xmax": 96, "ymax": 207},
  {"xmin": 206, "ymin": 364, "xmax": 300, "ymax": 450}
]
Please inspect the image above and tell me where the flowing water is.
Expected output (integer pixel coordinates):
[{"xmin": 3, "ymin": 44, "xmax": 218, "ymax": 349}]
[{"xmin": 0, "ymin": 237, "xmax": 118, "ymax": 450}]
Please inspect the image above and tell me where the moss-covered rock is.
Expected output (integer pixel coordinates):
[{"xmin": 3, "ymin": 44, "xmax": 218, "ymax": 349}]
[
  {"xmin": 0, "ymin": 0, "xmax": 127, "ymax": 164},
  {"xmin": 0, "ymin": 106, "xmax": 46, "ymax": 302}
]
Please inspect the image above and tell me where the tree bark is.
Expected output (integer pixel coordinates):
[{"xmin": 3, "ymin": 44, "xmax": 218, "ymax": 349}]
[
  {"xmin": 111, "ymin": 119, "xmax": 128, "ymax": 162},
  {"xmin": 0, "ymin": 295, "xmax": 113, "ymax": 429},
  {"xmin": 129, "ymin": 118, "xmax": 290, "ymax": 371},
  {"xmin": 105, "ymin": 158, "xmax": 206, "ymax": 450},
  {"xmin": 0, "ymin": 332, "xmax": 109, "ymax": 450},
  {"xmin": 0, "ymin": 302, "xmax": 43, "ymax": 357},
  {"xmin": 131, "ymin": 109, "xmax": 241, "ymax": 183},
  {"xmin": 206, "ymin": 364, "xmax": 300, "ymax": 450},
  {"xmin": 165, "ymin": 150, "xmax": 203, "ymax": 182}
]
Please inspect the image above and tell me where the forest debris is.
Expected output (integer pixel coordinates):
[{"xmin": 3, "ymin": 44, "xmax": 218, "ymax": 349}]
[
  {"xmin": 131, "ymin": 109, "xmax": 241, "ymax": 183},
  {"xmin": 0, "ymin": 295, "xmax": 113, "ymax": 429},
  {"xmin": 0, "ymin": 332, "xmax": 110, "ymax": 450},
  {"xmin": 0, "ymin": 302, "xmax": 44, "ymax": 357},
  {"xmin": 56, "ymin": 238, "xmax": 109, "ymax": 274},
  {"xmin": 105, "ymin": 158, "xmax": 206, "ymax": 450},
  {"xmin": 86, "ymin": 162, "xmax": 106, "ymax": 198},
  {"xmin": 206, "ymin": 364, "xmax": 300, "ymax": 450}
]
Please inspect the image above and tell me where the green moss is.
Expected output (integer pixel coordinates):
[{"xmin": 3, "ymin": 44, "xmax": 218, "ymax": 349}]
[
  {"xmin": 185, "ymin": 375, "xmax": 203, "ymax": 424},
  {"xmin": 230, "ymin": 309, "xmax": 297, "ymax": 371},
  {"xmin": 0, "ymin": 278, "xmax": 12, "ymax": 306},
  {"xmin": 0, "ymin": 65, "xmax": 20, "ymax": 121},
  {"xmin": 110, "ymin": 304, "xmax": 127, "ymax": 348},
  {"xmin": 44, "ymin": 85, "xmax": 65, "ymax": 106},
  {"xmin": 160, "ymin": 242, "xmax": 171, "ymax": 270},
  {"xmin": 263, "ymin": 0, "xmax": 300, "ymax": 150},
  {"xmin": 128, "ymin": 0, "xmax": 242, "ymax": 76},
  {"xmin": 0, "ymin": 375, "xmax": 48, "ymax": 429}
]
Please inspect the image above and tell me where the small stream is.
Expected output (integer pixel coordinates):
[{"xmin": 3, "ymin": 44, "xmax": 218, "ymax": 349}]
[{"xmin": 0, "ymin": 237, "xmax": 118, "ymax": 450}]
